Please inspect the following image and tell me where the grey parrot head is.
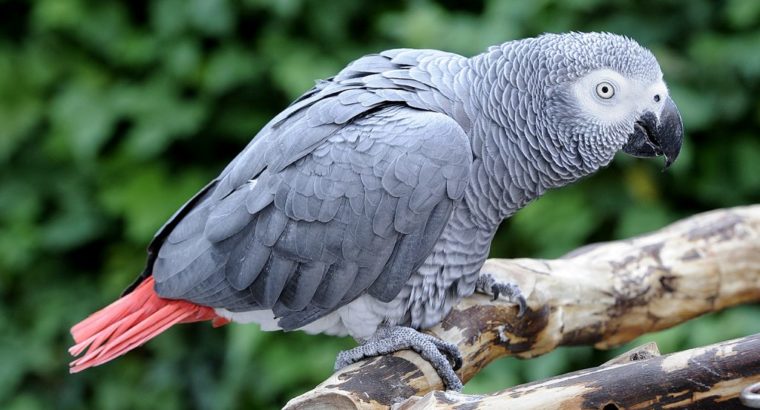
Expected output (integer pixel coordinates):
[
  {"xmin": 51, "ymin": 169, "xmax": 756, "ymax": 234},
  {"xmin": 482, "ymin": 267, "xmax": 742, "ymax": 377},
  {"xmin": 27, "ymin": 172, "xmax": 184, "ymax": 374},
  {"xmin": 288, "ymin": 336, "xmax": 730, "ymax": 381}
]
[{"xmin": 524, "ymin": 32, "xmax": 683, "ymax": 171}]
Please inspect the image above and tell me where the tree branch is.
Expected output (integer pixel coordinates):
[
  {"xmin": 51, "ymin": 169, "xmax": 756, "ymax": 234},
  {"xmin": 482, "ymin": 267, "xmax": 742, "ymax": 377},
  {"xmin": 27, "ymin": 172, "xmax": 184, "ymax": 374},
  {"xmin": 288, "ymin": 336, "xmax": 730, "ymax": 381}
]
[
  {"xmin": 285, "ymin": 206, "xmax": 760, "ymax": 409},
  {"xmin": 397, "ymin": 334, "xmax": 760, "ymax": 409}
]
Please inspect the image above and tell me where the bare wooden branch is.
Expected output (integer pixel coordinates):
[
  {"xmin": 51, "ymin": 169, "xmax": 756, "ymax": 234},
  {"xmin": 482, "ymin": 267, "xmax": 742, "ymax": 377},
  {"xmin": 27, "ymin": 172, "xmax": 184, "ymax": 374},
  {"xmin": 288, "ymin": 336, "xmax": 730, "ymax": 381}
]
[
  {"xmin": 396, "ymin": 334, "xmax": 760, "ymax": 409},
  {"xmin": 285, "ymin": 206, "xmax": 760, "ymax": 410}
]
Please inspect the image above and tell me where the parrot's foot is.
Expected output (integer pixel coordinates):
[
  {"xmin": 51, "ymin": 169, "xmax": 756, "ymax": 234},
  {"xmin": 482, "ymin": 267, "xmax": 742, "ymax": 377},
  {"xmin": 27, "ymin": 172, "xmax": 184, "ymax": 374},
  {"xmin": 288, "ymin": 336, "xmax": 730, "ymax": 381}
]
[
  {"xmin": 476, "ymin": 272, "xmax": 527, "ymax": 317},
  {"xmin": 334, "ymin": 325, "xmax": 464, "ymax": 391}
]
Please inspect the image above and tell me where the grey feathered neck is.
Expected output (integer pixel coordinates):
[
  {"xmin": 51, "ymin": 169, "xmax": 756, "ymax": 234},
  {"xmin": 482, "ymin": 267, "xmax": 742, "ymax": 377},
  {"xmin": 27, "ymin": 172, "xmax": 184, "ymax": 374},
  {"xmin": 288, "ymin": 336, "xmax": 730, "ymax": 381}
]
[{"xmin": 441, "ymin": 33, "xmax": 662, "ymax": 228}]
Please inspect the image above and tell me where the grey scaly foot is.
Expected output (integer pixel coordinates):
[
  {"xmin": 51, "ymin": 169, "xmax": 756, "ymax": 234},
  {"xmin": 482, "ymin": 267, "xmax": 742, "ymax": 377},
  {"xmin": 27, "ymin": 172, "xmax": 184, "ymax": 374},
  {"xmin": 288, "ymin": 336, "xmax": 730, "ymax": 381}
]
[
  {"xmin": 334, "ymin": 325, "xmax": 464, "ymax": 391},
  {"xmin": 476, "ymin": 272, "xmax": 527, "ymax": 317}
]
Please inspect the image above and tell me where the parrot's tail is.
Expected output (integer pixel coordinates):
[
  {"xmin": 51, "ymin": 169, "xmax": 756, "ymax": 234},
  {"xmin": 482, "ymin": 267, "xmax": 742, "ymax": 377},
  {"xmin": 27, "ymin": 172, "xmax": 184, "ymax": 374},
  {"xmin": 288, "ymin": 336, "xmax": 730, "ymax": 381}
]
[{"xmin": 68, "ymin": 276, "xmax": 229, "ymax": 373}]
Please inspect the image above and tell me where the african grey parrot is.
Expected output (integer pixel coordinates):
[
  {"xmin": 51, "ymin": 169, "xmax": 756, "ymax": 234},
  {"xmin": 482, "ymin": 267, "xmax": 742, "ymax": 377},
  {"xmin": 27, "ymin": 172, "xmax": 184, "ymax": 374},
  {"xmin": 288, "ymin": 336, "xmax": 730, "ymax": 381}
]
[{"xmin": 69, "ymin": 32, "xmax": 683, "ymax": 390}]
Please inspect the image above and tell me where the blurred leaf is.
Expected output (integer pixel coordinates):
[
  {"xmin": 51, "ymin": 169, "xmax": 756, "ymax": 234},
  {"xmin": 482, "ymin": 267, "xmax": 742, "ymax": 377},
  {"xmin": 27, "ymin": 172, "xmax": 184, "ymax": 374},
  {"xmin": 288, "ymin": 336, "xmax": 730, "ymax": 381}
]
[
  {"xmin": 615, "ymin": 203, "xmax": 674, "ymax": 239},
  {"xmin": 733, "ymin": 137, "xmax": 760, "ymax": 192},
  {"xmin": 98, "ymin": 165, "xmax": 207, "ymax": 242},
  {"xmin": 690, "ymin": 31, "xmax": 760, "ymax": 79},
  {"xmin": 0, "ymin": 48, "xmax": 44, "ymax": 162},
  {"xmin": 522, "ymin": 348, "xmax": 573, "ymax": 381},
  {"xmin": 50, "ymin": 83, "xmax": 117, "ymax": 161},
  {"xmin": 668, "ymin": 84, "xmax": 716, "ymax": 131},
  {"xmin": 623, "ymin": 164, "xmax": 660, "ymax": 202},
  {"xmin": 202, "ymin": 44, "xmax": 260, "ymax": 95},
  {"xmin": 31, "ymin": 0, "xmax": 86, "ymax": 30},
  {"xmin": 162, "ymin": 39, "xmax": 202, "ymax": 82},
  {"xmin": 262, "ymin": 37, "xmax": 341, "ymax": 99},
  {"xmin": 150, "ymin": 0, "xmax": 189, "ymax": 38},
  {"xmin": 6, "ymin": 394, "xmax": 44, "ymax": 410},
  {"xmin": 725, "ymin": 0, "xmax": 760, "ymax": 29},
  {"xmin": 511, "ymin": 187, "xmax": 597, "ymax": 257},
  {"xmin": 40, "ymin": 179, "xmax": 104, "ymax": 251},
  {"xmin": 464, "ymin": 357, "xmax": 521, "ymax": 394},
  {"xmin": 188, "ymin": 0, "xmax": 234, "ymax": 36},
  {"xmin": 112, "ymin": 79, "xmax": 207, "ymax": 158}
]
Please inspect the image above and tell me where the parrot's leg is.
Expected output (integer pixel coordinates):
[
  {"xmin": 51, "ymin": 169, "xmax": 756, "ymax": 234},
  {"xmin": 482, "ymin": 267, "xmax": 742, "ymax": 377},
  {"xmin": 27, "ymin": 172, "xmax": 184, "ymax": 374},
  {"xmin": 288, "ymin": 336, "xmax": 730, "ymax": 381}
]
[
  {"xmin": 334, "ymin": 325, "xmax": 464, "ymax": 391},
  {"xmin": 475, "ymin": 272, "xmax": 527, "ymax": 317}
]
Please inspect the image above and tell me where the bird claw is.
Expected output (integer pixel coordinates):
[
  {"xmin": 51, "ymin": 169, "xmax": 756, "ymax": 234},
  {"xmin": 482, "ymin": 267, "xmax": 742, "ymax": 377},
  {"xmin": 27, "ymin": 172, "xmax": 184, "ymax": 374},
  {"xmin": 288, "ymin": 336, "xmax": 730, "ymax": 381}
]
[
  {"xmin": 477, "ymin": 273, "xmax": 527, "ymax": 317},
  {"xmin": 334, "ymin": 325, "xmax": 464, "ymax": 391}
]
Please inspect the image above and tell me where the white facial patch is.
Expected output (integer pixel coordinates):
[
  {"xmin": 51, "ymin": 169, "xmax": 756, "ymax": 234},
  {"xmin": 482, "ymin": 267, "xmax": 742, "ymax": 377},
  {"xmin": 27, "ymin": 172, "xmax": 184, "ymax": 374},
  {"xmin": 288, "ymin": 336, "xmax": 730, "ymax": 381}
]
[{"xmin": 572, "ymin": 68, "xmax": 668, "ymax": 126}]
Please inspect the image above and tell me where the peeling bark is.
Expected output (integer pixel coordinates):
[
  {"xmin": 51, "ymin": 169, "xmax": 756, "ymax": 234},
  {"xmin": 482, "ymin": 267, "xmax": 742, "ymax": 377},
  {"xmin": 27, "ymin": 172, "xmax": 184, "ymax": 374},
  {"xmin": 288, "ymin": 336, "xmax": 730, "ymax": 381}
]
[{"xmin": 284, "ymin": 206, "xmax": 760, "ymax": 410}]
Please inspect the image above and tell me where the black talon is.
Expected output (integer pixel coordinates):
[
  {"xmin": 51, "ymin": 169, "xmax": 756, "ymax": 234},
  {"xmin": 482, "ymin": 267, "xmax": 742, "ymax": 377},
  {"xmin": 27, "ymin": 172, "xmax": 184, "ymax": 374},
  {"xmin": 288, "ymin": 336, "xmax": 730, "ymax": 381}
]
[
  {"xmin": 515, "ymin": 295, "xmax": 527, "ymax": 318},
  {"xmin": 491, "ymin": 284, "xmax": 500, "ymax": 301},
  {"xmin": 452, "ymin": 355, "xmax": 462, "ymax": 371},
  {"xmin": 447, "ymin": 349, "xmax": 463, "ymax": 371}
]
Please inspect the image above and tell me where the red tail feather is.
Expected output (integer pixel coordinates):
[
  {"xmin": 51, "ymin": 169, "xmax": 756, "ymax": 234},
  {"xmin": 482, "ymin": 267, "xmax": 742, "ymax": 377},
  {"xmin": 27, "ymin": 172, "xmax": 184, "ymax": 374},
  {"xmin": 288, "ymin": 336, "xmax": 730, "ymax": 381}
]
[{"xmin": 69, "ymin": 277, "xmax": 229, "ymax": 373}]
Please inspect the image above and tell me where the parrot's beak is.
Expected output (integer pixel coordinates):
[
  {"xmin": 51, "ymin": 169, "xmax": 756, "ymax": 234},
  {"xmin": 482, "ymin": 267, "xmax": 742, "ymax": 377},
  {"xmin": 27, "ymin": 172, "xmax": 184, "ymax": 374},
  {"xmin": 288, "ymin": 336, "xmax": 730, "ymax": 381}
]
[{"xmin": 622, "ymin": 97, "xmax": 684, "ymax": 169}]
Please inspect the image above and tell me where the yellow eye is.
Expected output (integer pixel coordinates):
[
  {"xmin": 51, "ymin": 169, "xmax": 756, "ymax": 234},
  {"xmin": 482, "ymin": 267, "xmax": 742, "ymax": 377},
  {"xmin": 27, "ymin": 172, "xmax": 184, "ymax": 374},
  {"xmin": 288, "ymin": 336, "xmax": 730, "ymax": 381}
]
[{"xmin": 595, "ymin": 82, "xmax": 615, "ymax": 99}]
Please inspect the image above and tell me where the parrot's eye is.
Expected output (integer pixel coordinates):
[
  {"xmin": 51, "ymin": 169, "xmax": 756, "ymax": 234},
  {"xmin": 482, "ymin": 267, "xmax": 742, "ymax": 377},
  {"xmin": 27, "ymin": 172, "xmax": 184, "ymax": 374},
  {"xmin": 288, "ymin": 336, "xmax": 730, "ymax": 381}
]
[
  {"xmin": 654, "ymin": 94, "xmax": 661, "ymax": 102},
  {"xmin": 595, "ymin": 82, "xmax": 615, "ymax": 99}
]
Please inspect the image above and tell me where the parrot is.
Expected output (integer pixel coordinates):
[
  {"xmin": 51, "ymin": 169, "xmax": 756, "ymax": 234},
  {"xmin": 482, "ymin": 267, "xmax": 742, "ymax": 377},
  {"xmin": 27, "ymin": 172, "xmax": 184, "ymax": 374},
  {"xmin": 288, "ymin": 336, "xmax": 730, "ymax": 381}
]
[{"xmin": 69, "ymin": 32, "xmax": 683, "ymax": 391}]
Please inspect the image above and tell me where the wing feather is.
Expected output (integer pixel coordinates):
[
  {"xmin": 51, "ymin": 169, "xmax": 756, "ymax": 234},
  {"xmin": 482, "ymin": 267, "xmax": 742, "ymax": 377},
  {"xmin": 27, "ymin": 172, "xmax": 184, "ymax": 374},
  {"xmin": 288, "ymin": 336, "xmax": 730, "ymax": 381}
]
[{"xmin": 142, "ymin": 55, "xmax": 471, "ymax": 330}]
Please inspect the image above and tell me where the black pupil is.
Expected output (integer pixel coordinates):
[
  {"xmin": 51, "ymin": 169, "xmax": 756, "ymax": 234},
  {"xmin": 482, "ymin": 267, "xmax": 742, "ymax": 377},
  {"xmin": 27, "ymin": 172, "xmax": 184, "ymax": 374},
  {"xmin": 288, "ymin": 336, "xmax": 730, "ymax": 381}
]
[
  {"xmin": 601, "ymin": 86, "xmax": 609, "ymax": 93},
  {"xmin": 654, "ymin": 94, "xmax": 661, "ymax": 102}
]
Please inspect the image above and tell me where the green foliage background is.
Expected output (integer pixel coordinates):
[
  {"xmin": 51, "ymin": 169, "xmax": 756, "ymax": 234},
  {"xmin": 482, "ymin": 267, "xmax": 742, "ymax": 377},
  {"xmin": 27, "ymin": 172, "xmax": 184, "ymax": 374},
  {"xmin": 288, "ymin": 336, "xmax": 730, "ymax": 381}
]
[{"xmin": 1, "ymin": 0, "xmax": 759, "ymax": 408}]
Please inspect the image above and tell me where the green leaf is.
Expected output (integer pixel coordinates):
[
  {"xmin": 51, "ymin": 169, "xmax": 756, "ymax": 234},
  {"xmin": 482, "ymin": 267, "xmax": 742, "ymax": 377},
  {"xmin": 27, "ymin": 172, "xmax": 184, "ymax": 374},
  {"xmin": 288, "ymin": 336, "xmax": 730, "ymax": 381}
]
[
  {"xmin": 511, "ymin": 187, "xmax": 597, "ymax": 258},
  {"xmin": 49, "ymin": 83, "xmax": 117, "ymax": 161},
  {"xmin": 111, "ymin": 79, "xmax": 207, "ymax": 158},
  {"xmin": 615, "ymin": 204, "xmax": 674, "ymax": 239},
  {"xmin": 98, "ymin": 165, "xmax": 208, "ymax": 242},
  {"xmin": 188, "ymin": 0, "xmax": 234, "ymax": 36},
  {"xmin": 202, "ymin": 45, "xmax": 259, "ymax": 95}
]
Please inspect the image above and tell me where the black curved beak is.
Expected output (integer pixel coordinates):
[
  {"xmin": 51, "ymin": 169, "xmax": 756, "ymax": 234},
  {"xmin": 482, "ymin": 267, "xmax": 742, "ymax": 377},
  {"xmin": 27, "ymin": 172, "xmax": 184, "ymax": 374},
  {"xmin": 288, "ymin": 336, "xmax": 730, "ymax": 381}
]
[{"xmin": 622, "ymin": 97, "xmax": 684, "ymax": 169}]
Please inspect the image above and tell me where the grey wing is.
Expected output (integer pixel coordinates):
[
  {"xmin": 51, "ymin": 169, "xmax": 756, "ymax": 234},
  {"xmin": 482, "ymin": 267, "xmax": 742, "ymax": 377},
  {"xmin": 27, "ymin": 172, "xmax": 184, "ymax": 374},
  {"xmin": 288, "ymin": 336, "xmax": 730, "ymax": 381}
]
[{"xmin": 151, "ymin": 106, "xmax": 472, "ymax": 330}]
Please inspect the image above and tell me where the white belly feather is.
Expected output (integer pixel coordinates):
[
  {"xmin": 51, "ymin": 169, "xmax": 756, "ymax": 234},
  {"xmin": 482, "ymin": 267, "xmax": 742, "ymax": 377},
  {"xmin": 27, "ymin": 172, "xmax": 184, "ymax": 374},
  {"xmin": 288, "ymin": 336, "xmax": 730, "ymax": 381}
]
[{"xmin": 214, "ymin": 294, "xmax": 406, "ymax": 340}]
